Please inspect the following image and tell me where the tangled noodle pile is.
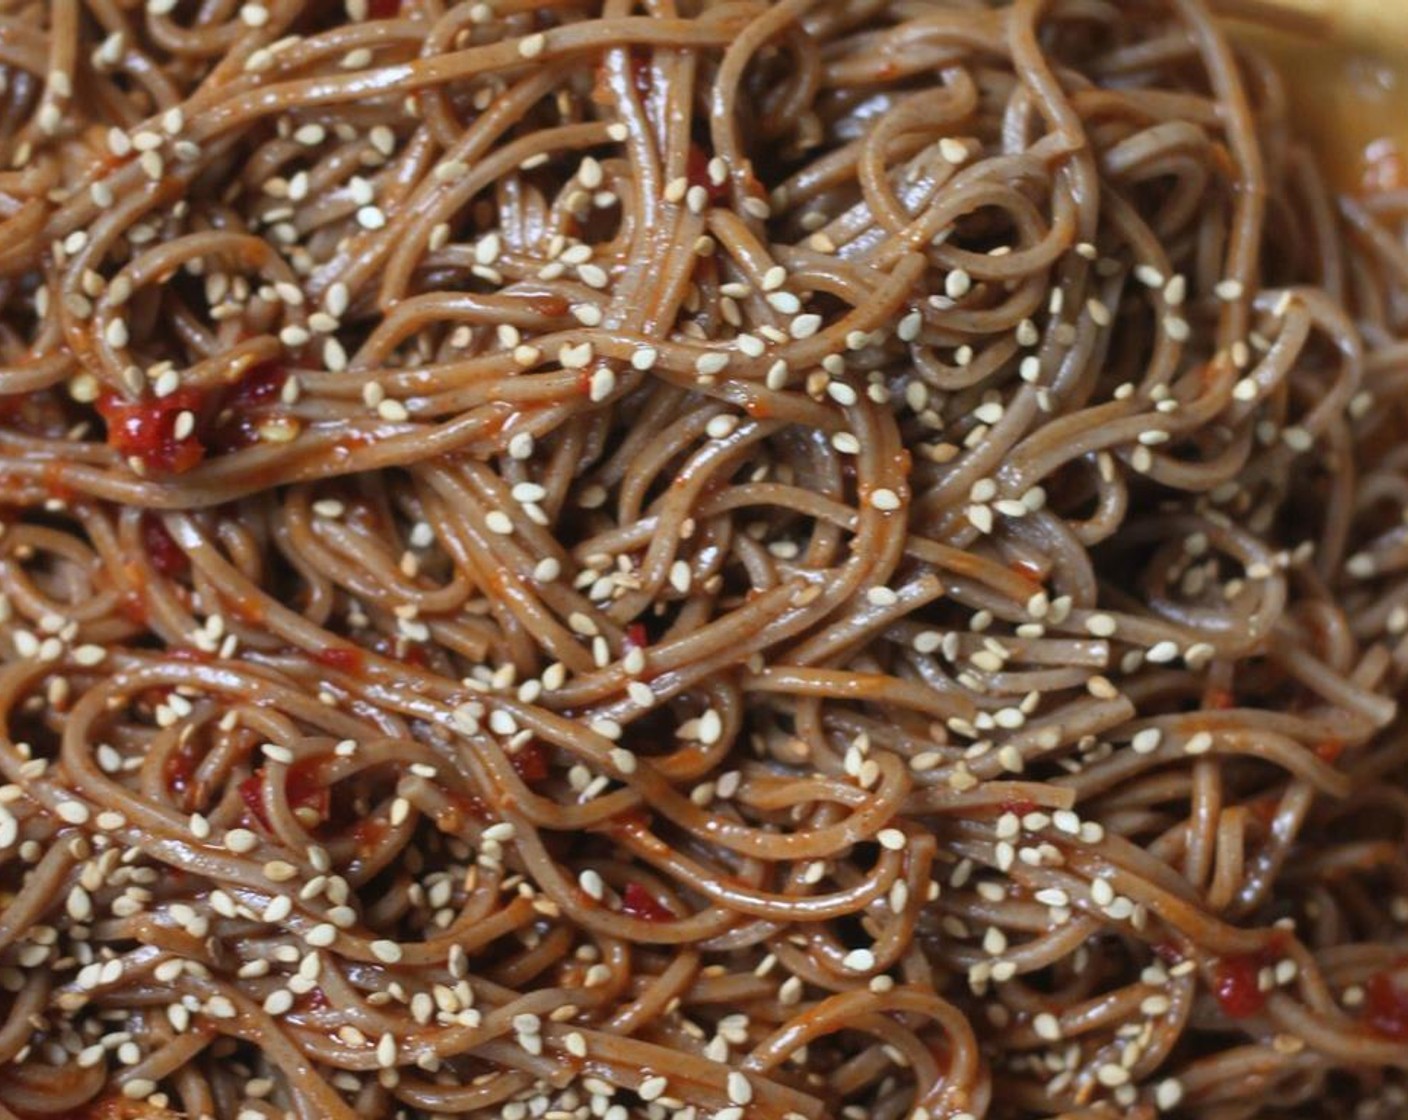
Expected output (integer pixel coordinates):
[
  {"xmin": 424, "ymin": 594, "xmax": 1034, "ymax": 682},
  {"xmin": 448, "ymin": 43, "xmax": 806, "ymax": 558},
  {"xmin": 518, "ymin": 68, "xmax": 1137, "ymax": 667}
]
[{"xmin": 0, "ymin": 0, "xmax": 1405, "ymax": 1117}]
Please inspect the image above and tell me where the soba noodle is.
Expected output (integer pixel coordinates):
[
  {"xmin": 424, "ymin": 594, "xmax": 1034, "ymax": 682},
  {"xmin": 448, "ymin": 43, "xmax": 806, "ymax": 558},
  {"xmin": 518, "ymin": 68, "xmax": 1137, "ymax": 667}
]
[{"xmin": 0, "ymin": 0, "xmax": 1404, "ymax": 1117}]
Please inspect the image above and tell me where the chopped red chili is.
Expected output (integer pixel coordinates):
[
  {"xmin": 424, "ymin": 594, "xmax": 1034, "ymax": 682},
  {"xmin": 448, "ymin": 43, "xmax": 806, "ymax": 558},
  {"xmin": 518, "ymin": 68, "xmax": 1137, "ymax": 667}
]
[
  {"xmin": 142, "ymin": 515, "xmax": 189, "ymax": 576},
  {"xmin": 621, "ymin": 882, "xmax": 672, "ymax": 922},
  {"xmin": 312, "ymin": 645, "xmax": 364, "ymax": 674},
  {"xmin": 240, "ymin": 756, "xmax": 329, "ymax": 830},
  {"xmin": 163, "ymin": 740, "xmax": 202, "ymax": 798},
  {"xmin": 98, "ymin": 362, "xmax": 290, "ymax": 471},
  {"xmin": 1364, "ymin": 969, "xmax": 1408, "ymax": 1039},
  {"xmin": 510, "ymin": 739, "xmax": 550, "ymax": 784},
  {"xmin": 1212, "ymin": 953, "xmax": 1268, "ymax": 1019},
  {"xmin": 97, "ymin": 387, "xmax": 206, "ymax": 474},
  {"xmin": 686, "ymin": 144, "xmax": 729, "ymax": 205}
]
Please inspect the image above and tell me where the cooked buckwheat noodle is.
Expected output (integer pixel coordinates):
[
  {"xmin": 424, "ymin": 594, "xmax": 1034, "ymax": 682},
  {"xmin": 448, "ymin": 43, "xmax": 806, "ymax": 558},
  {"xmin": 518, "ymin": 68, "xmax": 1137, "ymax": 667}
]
[{"xmin": 0, "ymin": 0, "xmax": 1405, "ymax": 1117}]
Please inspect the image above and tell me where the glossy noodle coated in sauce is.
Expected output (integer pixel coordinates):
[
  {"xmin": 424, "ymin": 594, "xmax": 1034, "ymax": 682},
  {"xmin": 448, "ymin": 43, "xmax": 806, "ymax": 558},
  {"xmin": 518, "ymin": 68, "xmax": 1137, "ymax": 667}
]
[{"xmin": 0, "ymin": 1, "xmax": 1406, "ymax": 1119}]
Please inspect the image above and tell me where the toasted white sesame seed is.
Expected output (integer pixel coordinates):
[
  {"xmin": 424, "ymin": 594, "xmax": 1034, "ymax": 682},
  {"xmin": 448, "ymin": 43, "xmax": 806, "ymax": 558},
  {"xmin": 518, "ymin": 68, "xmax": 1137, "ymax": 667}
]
[
  {"xmin": 1033, "ymin": 1012, "xmax": 1062, "ymax": 1041},
  {"xmin": 56, "ymin": 800, "xmax": 90, "ymax": 825},
  {"xmin": 876, "ymin": 828, "xmax": 905, "ymax": 850},
  {"xmin": 1147, "ymin": 640, "xmax": 1179, "ymax": 663},
  {"xmin": 727, "ymin": 1073, "xmax": 753, "ymax": 1106},
  {"xmin": 588, "ymin": 367, "xmax": 617, "ymax": 402},
  {"xmin": 305, "ymin": 923, "xmax": 338, "ymax": 947},
  {"xmin": 1085, "ymin": 613, "xmax": 1117, "ymax": 637},
  {"xmin": 939, "ymin": 137, "xmax": 968, "ymax": 164},
  {"xmin": 224, "ymin": 828, "xmax": 257, "ymax": 854},
  {"xmin": 483, "ymin": 821, "xmax": 516, "ymax": 843},
  {"xmin": 870, "ymin": 489, "xmax": 901, "ymax": 512},
  {"xmin": 1097, "ymin": 1063, "xmax": 1130, "ymax": 1087},
  {"xmin": 695, "ymin": 352, "xmax": 729, "ymax": 376},
  {"xmin": 609, "ymin": 747, "xmax": 636, "ymax": 773},
  {"xmin": 968, "ymin": 505, "xmax": 994, "ymax": 534},
  {"xmin": 376, "ymin": 1033, "xmax": 397, "ymax": 1068},
  {"xmin": 864, "ymin": 587, "xmax": 897, "ymax": 608},
  {"xmin": 578, "ymin": 869, "xmax": 605, "ymax": 900},
  {"xmin": 1346, "ymin": 553, "xmax": 1377, "ymax": 579},
  {"xmin": 528, "ymin": 558, "xmax": 560, "ymax": 585}
]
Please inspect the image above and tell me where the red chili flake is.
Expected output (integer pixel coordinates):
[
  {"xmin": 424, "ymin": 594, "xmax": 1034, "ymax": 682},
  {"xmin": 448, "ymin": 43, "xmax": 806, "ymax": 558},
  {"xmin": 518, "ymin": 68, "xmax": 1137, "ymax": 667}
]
[
  {"xmin": 999, "ymin": 798, "xmax": 1038, "ymax": 817},
  {"xmin": 1153, "ymin": 942, "xmax": 1184, "ymax": 966},
  {"xmin": 510, "ymin": 739, "xmax": 549, "ymax": 784},
  {"xmin": 120, "ymin": 591, "xmax": 148, "ymax": 625},
  {"xmin": 624, "ymin": 623, "xmax": 649, "ymax": 651},
  {"xmin": 743, "ymin": 395, "xmax": 772, "ymax": 420},
  {"xmin": 142, "ymin": 515, "xmax": 188, "ymax": 576},
  {"xmin": 228, "ymin": 591, "xmax": 265, "ymax": 624},
  {"xmin": 527, "ymin": 293, "xmax": 570, "ymax": 319},
  {"xmin": 299, "ymin": 987, "xmax": 331, "ymax": 1012},
  {"xmin": 238, "ymin": 773, "xmax": 271, "ymax": 830},
  {"xmin": 241, "ymin": 757, "xmax": 329, "ymax": 830},
  {"xmin": 1313, "ymin": 739, "xmax": 1346, "ymax": 764},
  {"xmin": 1364, "ymin": 969, "xmax": 1408, "ymax": 1039},
  {"xmin": 97, "ymin": 388, "xmax": 206, "ymax": 474},
  {"xmin": 312, "ymin": 645, "xmax": 364, "ymax": 674},
  {"xmin": 686, "ymin": 144, "xmax": 729, "ymax": 205},
  {"xmin": 163, "ymin": 740, "xmax": 202, "ymax": 798},
  {"xmin": 629, "ymin": 50, "xmax": 653, "ymax": 99},
  {"xmin": 351, "ymin": 817, "xmax": 388, "ymax": 856},
  {"xmin": 439, "ymin": 791, "xmax": 489, "ymax": 830},
  {"xmin": 226, "ymin": 361, "xmax": 288, "ymax": 407},
  {"xmin": 1210, "ymin": 935, "xmax": 1288, "ymax": 1021},
  {"xmin": 367, "ymin": 0, "xmax": 400, "ymax": 16},
  {"xmin": 207, "ymin": 362, "xmax": 289, "ymax": 454},
  {"xmin": 1248, "ymin": 795, "xmax": 1280, "ymax": 825},
  {"xmin": 1212, "ymin": 953, "xmax": 1268, "ymax": 1019},
  {"xmin": 286, "ymin": 756, "xmax": 328, "ymax": 812},
  {"xmin": 620, "ymin": 882, "xmax": 672, "ymax": 922},
  {"xmin": 1008, "ymin": 558, "xmax": 1044, "ymax": 586}
]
